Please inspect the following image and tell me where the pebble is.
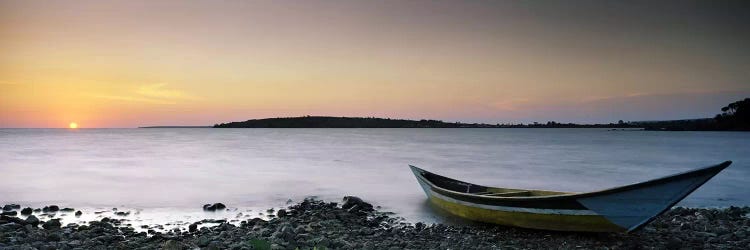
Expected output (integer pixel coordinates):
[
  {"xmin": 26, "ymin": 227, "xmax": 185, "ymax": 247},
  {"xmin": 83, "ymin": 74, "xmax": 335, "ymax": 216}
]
[
  {"xmin": 203, "ymin": 203, "xmax": 227, "ymax": 211},
  {"xmin": 2, "ymin": 204, "xmax": 21, "ymax": 211},
  {"xmin": 19, "ymin": 207, "xmax": 33, "ymax": 215},
  {"xmin": 1, "ymin": 211, "xmax": 18, "ymax": 216},
  {"xmin": 277, "ymin": 209, "xmax": 287, "ymax": 218},
  {"xmin": 42, "ymin": 219, "xmax": 61, "ymax": 229},
  {"xmin": 42, "ymin": 205, "xmax": 60, "ymax": 213},
  {"xmin": 25, "ymin": 215, "xmax": 40, "ymax": 226}
]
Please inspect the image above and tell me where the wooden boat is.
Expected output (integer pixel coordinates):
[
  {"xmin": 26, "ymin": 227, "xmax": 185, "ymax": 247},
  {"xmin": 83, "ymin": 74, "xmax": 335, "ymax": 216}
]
[{"xmin": 410, "ymin": 161, "xmax": 731, "ymax": 232}]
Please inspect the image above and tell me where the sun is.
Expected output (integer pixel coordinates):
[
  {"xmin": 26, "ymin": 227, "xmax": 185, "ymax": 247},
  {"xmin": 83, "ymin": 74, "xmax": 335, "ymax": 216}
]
[{"xmin": 69, "ymin": 122, "xmax": 78, "ymax": 129}]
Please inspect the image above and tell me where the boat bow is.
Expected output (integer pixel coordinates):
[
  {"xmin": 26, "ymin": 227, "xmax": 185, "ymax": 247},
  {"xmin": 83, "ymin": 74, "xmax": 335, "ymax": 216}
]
[{"xmin": 575, "ymin": 161, "xmax": 732, "ymax": 231}]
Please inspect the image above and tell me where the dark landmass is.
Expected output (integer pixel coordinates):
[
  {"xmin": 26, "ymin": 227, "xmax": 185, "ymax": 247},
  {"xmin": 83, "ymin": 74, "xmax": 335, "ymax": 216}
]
[
  {"xmin": 213, "ymin": 116, "xmax": 637, "ymax": 129},
  {"xmin": 214, "ymin": 116, "xmax": 479, "ymax": 128},
  {"xmin": 632, "ymin": 118, "xmax": 720, "ymax": 131},
  {"xmin": 2, "ymin": 198, "xmax": 749, "ymax": 249},
  {"xmin": 212, "ymin": 97, "xmax": 750, "ymax": 131},
  {"xmin": 639, "ymin": 98, "xmax": 749, "ymax": 131},
  {"xmin": 494, "ymin": 120, "xmax": 638, "ymax": 129},
  {"xmin": 139, "ymin": 126, "xmax": 212, "ymax": 128}
]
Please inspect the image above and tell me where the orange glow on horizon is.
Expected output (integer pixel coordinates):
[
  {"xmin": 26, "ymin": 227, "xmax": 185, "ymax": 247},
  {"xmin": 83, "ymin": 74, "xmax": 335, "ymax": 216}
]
[{"xmin": 69, "ymin": 122, "xmax": 78, "ymax": 129}]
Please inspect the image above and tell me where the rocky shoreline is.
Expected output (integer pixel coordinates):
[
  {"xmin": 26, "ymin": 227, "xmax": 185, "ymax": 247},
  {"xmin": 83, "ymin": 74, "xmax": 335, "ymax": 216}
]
[{"xmin": 1, "ymin": 197, "xmax": 749, "ymax": 249}]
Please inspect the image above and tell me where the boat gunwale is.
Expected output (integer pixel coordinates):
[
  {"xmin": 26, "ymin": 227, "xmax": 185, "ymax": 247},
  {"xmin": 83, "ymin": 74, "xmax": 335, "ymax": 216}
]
[{"xmin": 410, "ymin": 161, "xmax": 732, "ymax": 202}]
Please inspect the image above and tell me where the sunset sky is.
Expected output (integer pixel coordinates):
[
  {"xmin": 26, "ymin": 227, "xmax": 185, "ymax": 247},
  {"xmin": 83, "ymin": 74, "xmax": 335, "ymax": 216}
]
[{"xmin": 1, "ymin": 0, "xmax": 749, "ymax": 128}]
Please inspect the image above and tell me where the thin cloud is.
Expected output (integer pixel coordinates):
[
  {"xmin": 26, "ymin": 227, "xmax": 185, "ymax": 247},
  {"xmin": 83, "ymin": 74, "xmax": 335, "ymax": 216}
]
[
  {"xmin": 89, "ymin": 94, "xmax": 178, "ymax": 104},
  {"xmin": 90, "ymin": 83, "xmax": 198, "ymax": 104},
  {"xmin": 487, "ymin": 98, "xmax": 530, "ymax": 111},
  {"xmin": 136, "ymin": 83, "xmax": 197, "ymax": 100},
  {"xmin": 0, "ymin": 81, "xmax": 20, "ymax": 86},
  {"xmin": 580, "ymin": 89, "xmax": 748, "ymax": 104}
]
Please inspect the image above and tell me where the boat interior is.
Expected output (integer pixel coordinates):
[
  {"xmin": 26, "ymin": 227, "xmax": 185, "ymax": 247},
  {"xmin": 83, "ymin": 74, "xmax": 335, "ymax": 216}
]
[{"xmin": 421, "ymin": 170, "xmax": 572, "ymax": 197}]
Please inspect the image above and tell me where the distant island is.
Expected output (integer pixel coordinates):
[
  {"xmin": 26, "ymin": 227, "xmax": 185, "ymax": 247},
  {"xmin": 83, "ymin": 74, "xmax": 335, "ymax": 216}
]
[
  {"xmin": 209, "ymin": 98, "xmax": 750, "ymax": 130},
  {"xmin": 213, "ymin": 116, "xmax": 636, "ymax": 128}
]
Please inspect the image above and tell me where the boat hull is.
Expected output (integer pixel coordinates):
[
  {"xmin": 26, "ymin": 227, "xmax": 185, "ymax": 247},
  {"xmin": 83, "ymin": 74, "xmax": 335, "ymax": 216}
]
[
  {"xmin": 410, "ymin": 161, "xmax": 731, "ymax": 232},
  {"xmin": 427, "ymin": 189, "xmax": 625, "ymax": 232}
]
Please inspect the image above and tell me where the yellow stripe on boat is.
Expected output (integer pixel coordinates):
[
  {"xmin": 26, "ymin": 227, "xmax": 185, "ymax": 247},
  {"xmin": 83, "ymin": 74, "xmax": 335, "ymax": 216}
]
[{"xmin": 428, "ymin": 192, "xmax": 625, "ymax": 232}]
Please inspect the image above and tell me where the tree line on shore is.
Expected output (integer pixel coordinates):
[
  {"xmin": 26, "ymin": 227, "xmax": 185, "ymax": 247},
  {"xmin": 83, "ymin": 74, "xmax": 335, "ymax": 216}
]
[
  {"xmin": 213, "ymin": 116, "xmax": 634, "ymax": 128},
  {"xmin": 638, "ymin": 98, "xmax": 749, "ymax": 131},
  {"xmin": 213, "ymin": 98, "xmax": 749, "ymax": 131}
]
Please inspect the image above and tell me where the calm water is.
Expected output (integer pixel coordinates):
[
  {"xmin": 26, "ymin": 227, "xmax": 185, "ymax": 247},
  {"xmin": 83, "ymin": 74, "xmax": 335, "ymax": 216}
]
[{"xmin": 1, "ymin": 128, "xmax": 748, "ymax": 227}]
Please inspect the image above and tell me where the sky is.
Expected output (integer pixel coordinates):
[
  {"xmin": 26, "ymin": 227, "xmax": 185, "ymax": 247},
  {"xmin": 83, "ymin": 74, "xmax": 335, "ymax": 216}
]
[{"xmin": 1, "ymin": 0, "xmax": 749, "ymax": 128}]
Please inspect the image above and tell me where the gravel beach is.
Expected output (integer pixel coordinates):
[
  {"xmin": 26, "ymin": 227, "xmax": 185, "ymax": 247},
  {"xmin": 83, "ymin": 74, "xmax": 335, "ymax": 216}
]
[{"xmin": 1, "ymin": 197, "xmax": 749, "ymax": 249}]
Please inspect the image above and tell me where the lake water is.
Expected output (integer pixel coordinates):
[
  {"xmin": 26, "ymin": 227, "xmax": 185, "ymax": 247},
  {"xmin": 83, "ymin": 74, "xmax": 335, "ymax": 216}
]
[{"xmin": 1, "ymin": 128, "xmax": 748, "ymax": 228}]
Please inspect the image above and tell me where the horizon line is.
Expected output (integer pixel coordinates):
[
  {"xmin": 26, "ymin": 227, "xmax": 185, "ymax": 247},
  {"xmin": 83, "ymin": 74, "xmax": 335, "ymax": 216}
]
[{"xmin": 0, "ymin": 115, "xmax": 715, "ymax": 129}]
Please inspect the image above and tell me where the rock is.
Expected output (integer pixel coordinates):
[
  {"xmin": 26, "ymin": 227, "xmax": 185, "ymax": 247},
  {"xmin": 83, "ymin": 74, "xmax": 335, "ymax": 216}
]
[
  {"xmin": 25, "ymin": 215, "xmax": 40, "ymax": 226},
  {"xmin": 0, "ymin": 222, "xmax": 22, "ymax": 231},
  {"xmin": 207, "ymin": 240, "xmax": 223, "ymax": 249},
  {"xmin": 715, "ymin": 225, "xmax": 730, "ymax": 235},
  {"xmin": 259, "ymin": 228, "xmax": 273, "ymax": 237},
  {"xmin": 75, "ymin": 211, "xmax": 82, "ymax": 217},
  {"xmin": 42, "ymin": 219, "xmax": 62, "ymax": 229},
  {"xmin": 202, "ymin": 204, "xmax": 213, "ymax": 211},
  {"xmin": 415, "ymin": 222, "xmax": 425, "ymax": 231},
  {"xmin": 294, "ymin": 225, "xmax": 307, "ymax": 234},
  {"xmin": 247, "ymin": 218, "xmax": 267, "ymax": 227},
  {"xmin": 188, "ymin": 223, "xmax": 198, "ymax": 233},
  {"xmin": 60, "ymin": 207, "xmax": 75, "ymax": 212},
  {"xmin": 20, "ymin": 207, "xmax": 33, "ymax": 215},
  {"xmin": 196, "ymin": 235, "xmax": 211, "ymax": 247},
  {"xmin": 214, "ymin": 203, "xmax": 226, "ymax": 209},
  {"xmin": 280, "ymin": 225, "xmax": 294, "ymax": 236},
  {"xmin": 719, "ymin": 233, "xmax": 733, "ymax": 241},
  {"xmin": 42, "ymin": 205, "xmax": 60, "ymax": 213},
  {"xmin": 696, "ymin": 231, "xmax": 718, "ymax": 238},
  {"xmin": 1, "ymin": 215, "xmax": 26, "ymax": 225},
  {"xmin": 2, "ymin": 204, "xmax": 20, "ymax": 211},
  {"xmin": 277, "ymin": 209, "xmax": 287, "ymax": 218},
  {"xmin": 665, "ymin": 238, "xmax": 682, "ymax": 249},
  {"xmin": 1, "ymin": 211, "xmax": 17, "ymax": 216},
  {"xmin": 316, "ymin": 237, "xmax": 331, "ymax": 248},
  {"xmin": 342, "ymin": 196, "xmax": 374, "ymax": 212},
  {"xmin": 735, "ymin": 230, "xmax": 747, "ymax": 239},
  {"xmin": 162, "ymin": 239, "xmax": 183, "ymax": 250},
  {"xmin": 115, "ymin": 211, "xmax": 130, "ymax": 216},
  {"xmin": 47, "ymin": 233, "xmax": 62, "ymax": 241},
  {"xmin": 202, "ymin": 203, "xmax": 227, "ymax": 211}
]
